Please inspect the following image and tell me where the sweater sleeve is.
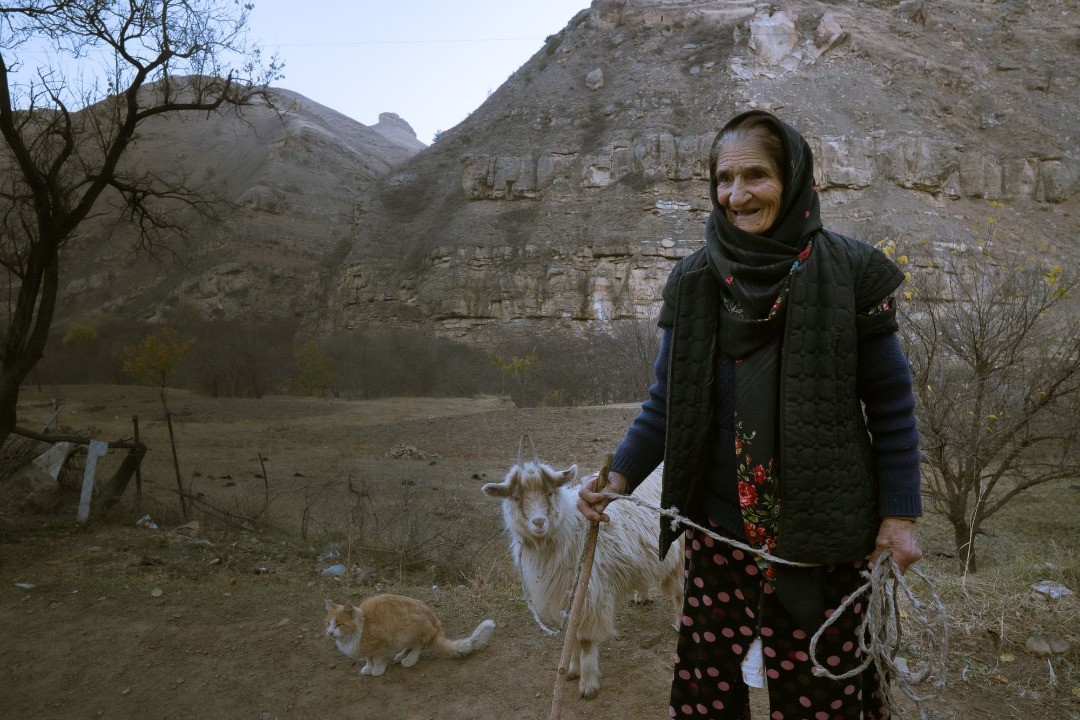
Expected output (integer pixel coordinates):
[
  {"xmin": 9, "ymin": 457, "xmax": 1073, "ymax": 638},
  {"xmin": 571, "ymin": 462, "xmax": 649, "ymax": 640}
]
[
  {"xmin": 610, "ymin": 327, "xmax": 671, "ymax": 492},
  {"xmin": 857, "ymin": 330, "xmax": 923, "ymax": 518}
]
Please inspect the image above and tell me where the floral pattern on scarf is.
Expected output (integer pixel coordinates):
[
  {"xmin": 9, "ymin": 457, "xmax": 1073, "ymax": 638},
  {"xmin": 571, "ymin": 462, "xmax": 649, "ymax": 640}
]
[
  {"xmin": 734, "ymin": 417, "xmax": 781, "ymax": 580},
  {"xmin": 724, "ymin": 238, "xmax": 814, "ymax": 580}
]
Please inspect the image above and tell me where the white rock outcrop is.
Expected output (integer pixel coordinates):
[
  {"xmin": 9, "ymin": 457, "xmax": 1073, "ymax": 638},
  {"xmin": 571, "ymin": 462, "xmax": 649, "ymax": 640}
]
[{"xmin": 748, "ymin": 11, "xmax": 799, "ymax": 65}]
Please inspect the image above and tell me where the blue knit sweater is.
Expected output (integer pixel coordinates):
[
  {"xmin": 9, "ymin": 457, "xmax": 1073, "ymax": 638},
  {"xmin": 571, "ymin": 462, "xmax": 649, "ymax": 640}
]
[{"xmin": 610, "ymin": 327, "xmax": 922, "ymax": 528}]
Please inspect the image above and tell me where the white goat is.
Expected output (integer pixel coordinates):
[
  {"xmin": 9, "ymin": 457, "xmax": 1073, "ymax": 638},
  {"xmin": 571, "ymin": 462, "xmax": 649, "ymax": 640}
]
[{"xmin": 482, "ymin": 460, "xmax": 682, "ymax": 699}]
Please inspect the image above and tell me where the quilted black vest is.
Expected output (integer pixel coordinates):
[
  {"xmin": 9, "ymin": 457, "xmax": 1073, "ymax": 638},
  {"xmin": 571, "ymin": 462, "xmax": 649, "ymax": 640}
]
[{"xmin": 656, "ymin": 230, "xmax": 904, "ymax": 563}]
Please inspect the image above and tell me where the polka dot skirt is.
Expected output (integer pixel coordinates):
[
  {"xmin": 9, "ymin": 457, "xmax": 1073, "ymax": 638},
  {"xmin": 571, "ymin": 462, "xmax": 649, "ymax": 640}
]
[{"xmin": 668, "ymin": 522, "xmax": 888, "ymax": 719}]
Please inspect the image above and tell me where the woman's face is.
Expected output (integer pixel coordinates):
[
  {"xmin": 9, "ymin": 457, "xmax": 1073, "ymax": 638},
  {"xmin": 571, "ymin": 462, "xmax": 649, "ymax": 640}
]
[{"xmin": 714, "ymin": 135, "xmax": 783, "ymax": 235}]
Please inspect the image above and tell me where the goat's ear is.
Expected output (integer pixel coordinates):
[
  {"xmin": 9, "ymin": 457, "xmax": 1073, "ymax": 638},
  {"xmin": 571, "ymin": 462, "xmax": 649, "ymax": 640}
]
[
  {"xmin": 552, "ymin": 464, "xmax": 578, "ymax": 487},
  {"xmin": 482, "ymin": 480, "xmax": 513, "ymax": 498},
  {"xmin": 325, "ymin": 599, "xmax": 334, "ymax": 611}
]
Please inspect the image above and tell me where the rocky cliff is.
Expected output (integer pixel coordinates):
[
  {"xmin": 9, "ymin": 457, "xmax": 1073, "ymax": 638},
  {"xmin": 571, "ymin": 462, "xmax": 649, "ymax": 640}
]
[
  {"xmin": 51, "ymin": 0, "xmax": 1080, "ymax": 351},
  {"xmin": 325, "ymin": 0, "xmax": 1079, "ymax": 345}
]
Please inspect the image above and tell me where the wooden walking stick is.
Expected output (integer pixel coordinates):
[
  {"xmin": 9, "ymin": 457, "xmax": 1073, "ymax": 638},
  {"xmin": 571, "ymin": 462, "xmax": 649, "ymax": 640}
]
[{"xmin": 549, "ymin": 453, "xmax": 612, "ymax": 720}]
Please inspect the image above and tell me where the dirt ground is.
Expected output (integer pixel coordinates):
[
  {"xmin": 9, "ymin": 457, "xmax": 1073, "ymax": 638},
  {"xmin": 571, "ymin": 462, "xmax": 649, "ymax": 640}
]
[{"xmin": 1, "ymin": 386, "xmax": 1077, "ymax": 720}]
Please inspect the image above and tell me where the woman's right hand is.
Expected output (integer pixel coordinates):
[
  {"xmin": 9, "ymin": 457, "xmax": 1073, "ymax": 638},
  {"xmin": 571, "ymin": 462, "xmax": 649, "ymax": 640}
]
[{"xmin": 576, "ymin": 470, "xmax": 629, "ymax": 523}]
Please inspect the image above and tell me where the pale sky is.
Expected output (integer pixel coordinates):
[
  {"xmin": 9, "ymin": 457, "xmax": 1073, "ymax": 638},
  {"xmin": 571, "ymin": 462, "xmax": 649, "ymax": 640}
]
[{"xmin": 246, "ymin": 1, "xmax": 591, "ymax": 144}]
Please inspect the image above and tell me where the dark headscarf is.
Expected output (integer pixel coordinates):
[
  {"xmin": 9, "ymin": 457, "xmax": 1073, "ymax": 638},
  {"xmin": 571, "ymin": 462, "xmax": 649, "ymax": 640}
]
[{"xmin": 704, "ymin": 110, "xmax": 822, "ymax": 323}]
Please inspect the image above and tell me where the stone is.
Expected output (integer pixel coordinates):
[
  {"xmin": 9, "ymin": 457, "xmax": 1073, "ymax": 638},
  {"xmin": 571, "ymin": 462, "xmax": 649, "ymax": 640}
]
[
  {"xmin": 386, "ymin": 443, "xmax": 439, "ymax": 460},
  {"xmin": 814, "ymin": 136, "xmax": 874, "ymax": 189},
  {"xmin": 896, "ymin": 0, "xmax": 927, "ymax": 26},
  {"xmin": 320, "ymin": 564, "xmax": 346, "ymax": 577},
  {"xmin": 19, "ymin": 466, "xmax": 62, "ymax": 513},
  {"xmin": 748, "ymin": 11, "xmax": 798, "ymax": 65},
  {"xmin": 881, "ymin": 135, "xmax": 959, "ymax": 193},
  {"xmin": 1039, "ymin": 158, "xmax": 1080, "ymax": 203},
  {"xmin": 1025, "ymin": 629, "xmax": 1070, "ymax": 657},
  {"xmin": 807, "ymin": 11, "xmax": 848, "ymax": 61},
  {"xmin": 586, "ymin": 68, "xmax": 605, "ymax": 90},
  {"xmin": 1031, "ymin": 580, "xmax": 1074, "ymax": 601},
  {"xmin": 958, "ymin": 152, "xmax": 1004, "ymax": 199},
  {"xmin": 589, "ymin": 0, "xmax": 626, "ymax": 30},
  {"xmin": 174, "ymin": 520, "xmax": 201, "ymax": 537}
]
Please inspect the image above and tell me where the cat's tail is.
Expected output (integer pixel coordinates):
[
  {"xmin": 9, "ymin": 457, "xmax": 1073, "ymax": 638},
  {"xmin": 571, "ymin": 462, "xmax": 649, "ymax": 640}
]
[{"xmin": 433, "ymin": 619, "xmax": 496, "ymax": 658}]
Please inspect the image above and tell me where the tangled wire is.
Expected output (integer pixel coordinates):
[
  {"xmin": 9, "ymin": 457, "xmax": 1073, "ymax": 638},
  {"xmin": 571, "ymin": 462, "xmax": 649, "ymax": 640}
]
[{"xmin": 585, "ymin": 491, "xmax": 950, "ymax": 719}]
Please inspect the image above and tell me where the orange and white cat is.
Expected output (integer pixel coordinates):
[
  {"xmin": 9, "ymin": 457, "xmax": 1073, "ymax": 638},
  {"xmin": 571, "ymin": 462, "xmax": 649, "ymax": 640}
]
[{"xmin": 324, "ymin": 594, "xmax": 495, "ymax": 677}]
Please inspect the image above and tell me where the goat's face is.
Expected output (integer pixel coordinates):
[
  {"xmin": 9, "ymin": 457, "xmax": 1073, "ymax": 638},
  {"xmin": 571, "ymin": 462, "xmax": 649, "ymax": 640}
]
[{"xmin": 482, "ymin": 461, "xmax": 578, "ymax": 540}]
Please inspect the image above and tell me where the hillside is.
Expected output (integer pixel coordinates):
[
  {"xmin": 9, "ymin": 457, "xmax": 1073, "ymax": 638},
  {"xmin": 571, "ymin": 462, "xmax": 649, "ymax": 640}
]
[
  {"xmin": 326, "ymin": 0, "xmax": 1080, "ymax": 344},
  {"xmin": 54, "ymin": 88, "xmax": 426, "ymax": 327},
  {"xmin": 44, "ymin": 0, "xmax": 1080, "ymax": 351}
]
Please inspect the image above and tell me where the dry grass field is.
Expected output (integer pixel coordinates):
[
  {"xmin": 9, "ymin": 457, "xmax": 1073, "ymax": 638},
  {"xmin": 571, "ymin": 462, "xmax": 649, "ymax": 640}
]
[{"xmin": 1, "ymin": 385, "xmax": 1077, "ymax": 719}]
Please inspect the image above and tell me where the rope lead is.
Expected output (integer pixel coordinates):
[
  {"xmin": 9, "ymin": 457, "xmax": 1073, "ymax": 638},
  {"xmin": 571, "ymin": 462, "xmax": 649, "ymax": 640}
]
[{"xmin": 598, "ymin": 491, "xmax": 948, "ymax": 718}]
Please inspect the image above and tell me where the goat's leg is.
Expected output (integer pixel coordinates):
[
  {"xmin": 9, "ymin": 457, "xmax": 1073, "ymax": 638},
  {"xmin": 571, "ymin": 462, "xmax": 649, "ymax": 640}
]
[
  {"xmin": 576, "ymin": 636, "xmax": 601, "ymax": 699},
  {"xmin": 566, "ymin": 635, "xmax": 581, "ymax": 679},
  {"xmin": 662, "ymin": 567, "xmax": 684, "ymax": 631},
  {"xmin": 577, "ymin": 593, "xmax": 617, "ymax": 698}
]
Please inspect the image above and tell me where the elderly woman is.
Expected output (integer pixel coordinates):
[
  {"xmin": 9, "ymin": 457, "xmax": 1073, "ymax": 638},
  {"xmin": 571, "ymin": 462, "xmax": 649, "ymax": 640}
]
[{"xmin": 578, "ymin": 110, "xmax": 923, "ymax": 719}]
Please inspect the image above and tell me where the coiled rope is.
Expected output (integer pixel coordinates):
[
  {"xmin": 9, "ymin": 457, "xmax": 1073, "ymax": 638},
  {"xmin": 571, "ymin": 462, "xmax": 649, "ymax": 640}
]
[{"xmin": 536, "ymin": 490, "xmax": 948, "ymax": 719}]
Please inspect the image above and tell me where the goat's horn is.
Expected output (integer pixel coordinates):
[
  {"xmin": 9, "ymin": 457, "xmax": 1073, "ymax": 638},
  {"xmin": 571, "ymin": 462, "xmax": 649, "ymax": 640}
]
[
  {"xmin": 517, "ymin": 435, "xmax": 525, "ymax": 466},
  {"xmin": 526, "ymin": 433, "xmax": 540, "ymax": 464}
]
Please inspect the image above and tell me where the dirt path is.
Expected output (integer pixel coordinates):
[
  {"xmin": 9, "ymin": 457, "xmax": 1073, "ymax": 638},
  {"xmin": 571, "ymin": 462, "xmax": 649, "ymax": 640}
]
[
  {"xmin": 1, "ymin": 389, "xmax": 1076, "ymax": 719},
  {"xmin": 0, "ymin": 523, "xmax": 683, "ymax": 720}
]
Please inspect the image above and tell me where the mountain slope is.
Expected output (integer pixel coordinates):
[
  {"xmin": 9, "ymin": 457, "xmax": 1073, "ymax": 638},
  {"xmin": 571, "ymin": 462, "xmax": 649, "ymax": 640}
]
[
  {"xmin": 56, "ymin": 87, "xmax": 425, "ymax": 326},
  {"xmin": 326, "ymin": 0, "xmax": 1079, "ymax": 344},
  {"xmin": 47, "ymin": 0, "xmax": 1080, "ymax": 349}
]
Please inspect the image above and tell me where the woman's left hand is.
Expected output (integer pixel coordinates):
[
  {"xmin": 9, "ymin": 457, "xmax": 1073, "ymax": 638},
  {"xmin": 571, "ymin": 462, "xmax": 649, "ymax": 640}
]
[{"xmin": 869, "ymin": 518, "xmax": 923, "ymax": 574}]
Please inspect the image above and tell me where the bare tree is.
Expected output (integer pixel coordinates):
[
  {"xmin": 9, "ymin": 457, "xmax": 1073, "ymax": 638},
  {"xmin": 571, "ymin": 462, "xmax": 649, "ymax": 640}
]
[
  {"xmin": 900, "ymin": 251, "xmax": 1080, "ymax": 571},
  {"xmin": 183, "ymin": 318, "xmax": 296, "ymax": 398},
  {"xmin": 606, "ymin": 317, "xmax": 660, "ymax": 400},
  {"xmin": 0, "ymin": 0, "xmax": 281, "ymax": 447}
]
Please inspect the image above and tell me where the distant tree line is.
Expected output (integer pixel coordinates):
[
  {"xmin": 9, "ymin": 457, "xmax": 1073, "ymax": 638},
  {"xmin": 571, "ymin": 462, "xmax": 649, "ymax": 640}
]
[{"xmin": 31, "ymin": 314, "xmax": 663, "ymax": 408}]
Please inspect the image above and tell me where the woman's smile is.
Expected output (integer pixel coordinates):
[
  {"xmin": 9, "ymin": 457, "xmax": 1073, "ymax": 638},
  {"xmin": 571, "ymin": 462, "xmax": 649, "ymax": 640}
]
[{"xmin": 714, "ymin": 135, "xmax": 784, "ymax": 235}]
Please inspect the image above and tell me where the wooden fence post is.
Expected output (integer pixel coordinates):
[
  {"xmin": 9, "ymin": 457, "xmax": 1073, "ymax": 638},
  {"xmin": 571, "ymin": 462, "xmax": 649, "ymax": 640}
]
[
  {"xmin": 165, "ymin": 411, "xmax": 187, "ymax": 519},
  {"xmin": 76, "ymin": 440, "xmax": 109, "ymax": 526}
]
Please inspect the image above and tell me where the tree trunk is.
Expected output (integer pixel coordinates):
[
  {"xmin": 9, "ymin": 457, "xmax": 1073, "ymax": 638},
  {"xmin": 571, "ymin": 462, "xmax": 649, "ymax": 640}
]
[
  {"xmin": 0, "ymin": 371, "xmax": 21, "ymax": 451},
  {"xmin": 0, "ymin": 248, "xmax": 60, "ymax": 449}
]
